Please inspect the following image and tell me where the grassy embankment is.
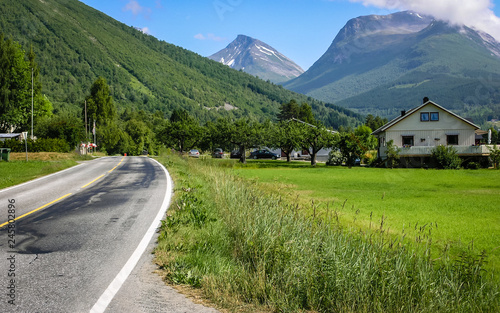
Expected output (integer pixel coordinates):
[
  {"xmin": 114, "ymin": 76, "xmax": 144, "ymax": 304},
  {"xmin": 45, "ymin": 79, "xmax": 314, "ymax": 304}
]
[
  {"xmin": 155, "ymin": 155, "xmax": 500, "ymax": 313},
  {"xmin": 0, "ymin": 152, "xmax": 94, "ymax": 189}
]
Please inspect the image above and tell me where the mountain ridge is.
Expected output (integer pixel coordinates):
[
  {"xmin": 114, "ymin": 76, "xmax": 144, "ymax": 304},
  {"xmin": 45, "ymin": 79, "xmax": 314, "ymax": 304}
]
[{"xmin": 284, "ymin": 11, "xmax": 500, "ymax": 123}]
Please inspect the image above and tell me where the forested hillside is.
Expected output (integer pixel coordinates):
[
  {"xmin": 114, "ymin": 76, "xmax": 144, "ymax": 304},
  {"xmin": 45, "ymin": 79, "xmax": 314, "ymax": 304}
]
[{"xmin": 0, "ymin": 0, "xmax": 361, "ymax": 128}]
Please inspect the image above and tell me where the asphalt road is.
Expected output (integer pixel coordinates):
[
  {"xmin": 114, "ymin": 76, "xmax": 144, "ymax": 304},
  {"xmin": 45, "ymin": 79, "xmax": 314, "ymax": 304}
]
[{"xmin": 0, "ymin": 156, "xmax": 218, "ymax": 313}]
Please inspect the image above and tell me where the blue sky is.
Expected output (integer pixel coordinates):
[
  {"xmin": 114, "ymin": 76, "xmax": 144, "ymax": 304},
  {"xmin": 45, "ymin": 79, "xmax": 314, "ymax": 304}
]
[{"xmin": 78, "ymin": 0, "xmax": 500, "ymax": 71}]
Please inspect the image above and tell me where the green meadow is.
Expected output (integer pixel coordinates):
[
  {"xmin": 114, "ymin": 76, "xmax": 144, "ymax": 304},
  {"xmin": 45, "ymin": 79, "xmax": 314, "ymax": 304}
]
[{"xmin": 235, "ymin": 161, "xmax": 500, "ymax": 273}]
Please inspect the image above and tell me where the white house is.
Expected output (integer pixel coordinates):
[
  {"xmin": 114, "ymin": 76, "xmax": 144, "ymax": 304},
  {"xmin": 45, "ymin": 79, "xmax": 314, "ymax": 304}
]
[{"xmin": 372, "ymin": 99, "xmax": 491, "ymax": 167}]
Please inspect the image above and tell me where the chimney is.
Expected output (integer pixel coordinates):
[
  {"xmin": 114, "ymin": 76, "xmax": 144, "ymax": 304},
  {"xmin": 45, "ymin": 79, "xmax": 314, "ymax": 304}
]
[
  {"xmin": 423, "ymin": 97, "xmax": 429, "ymax": 104},
  {"xmin": 401, "ymin": 110, "xmax": 406, "ymax": 117}
]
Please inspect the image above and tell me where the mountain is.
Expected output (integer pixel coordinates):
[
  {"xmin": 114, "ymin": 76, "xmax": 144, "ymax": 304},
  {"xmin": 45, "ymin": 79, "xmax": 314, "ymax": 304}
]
[
  {"xmin": 209, "ymin": 35, "xmax": 304, "ymax": 84},
  {"xmin": 0, "ymin": 0, "xmax": 361, "ymax": 128},
  {"xmin": 284, "ymin": 11, "xmax": 500, "ymax": 123}
]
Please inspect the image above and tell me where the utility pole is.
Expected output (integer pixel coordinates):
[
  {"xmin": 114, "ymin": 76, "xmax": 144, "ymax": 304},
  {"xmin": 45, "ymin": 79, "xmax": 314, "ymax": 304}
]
[
  {"xmin": 85, "ymin": 100, "xmax": 88, "ymax": 141},
  {"xmin": 31, "ymin": 68, "xmax": 34, "ymax": 140}
]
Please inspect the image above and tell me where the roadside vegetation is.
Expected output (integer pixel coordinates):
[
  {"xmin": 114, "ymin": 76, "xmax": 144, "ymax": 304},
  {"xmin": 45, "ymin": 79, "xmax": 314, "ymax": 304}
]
[
  {"xmin": 155, "ymin": 153, "xmax": 500, "ymax": 312},
  {"xmin": 0, "ymin": 152, "xmax": 92, "ymax": 189}
]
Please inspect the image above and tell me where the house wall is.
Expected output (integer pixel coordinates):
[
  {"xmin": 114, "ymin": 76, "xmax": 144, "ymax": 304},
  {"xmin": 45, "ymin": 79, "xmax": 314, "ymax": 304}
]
[{"xmin": 379, "ymin": 104, "xmax": 476, "ymax": 148}]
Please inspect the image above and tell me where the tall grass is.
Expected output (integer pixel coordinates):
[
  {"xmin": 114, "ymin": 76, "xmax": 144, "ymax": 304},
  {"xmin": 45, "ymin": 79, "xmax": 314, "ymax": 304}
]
[{"xmin": 156, "ymin": 155, "xmax": 500, "ymax": 312}]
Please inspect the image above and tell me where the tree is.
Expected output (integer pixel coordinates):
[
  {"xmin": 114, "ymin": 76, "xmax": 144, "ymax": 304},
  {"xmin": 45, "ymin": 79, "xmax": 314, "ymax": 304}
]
[
  {"xmin": 354, "ymin": 125, "xmax": 377, "ymax": 153},
  {"xmin": 365, "ymin": 114, "xmax": 388, "ymax": 131},
  {"xmin": 335, "ymin": 126, "xmax": 377, "ymax": 167},
  {"xmin": 431, "ymin": 145, "xmax": 461, "ymax": 169},
  {"xmin": 298, "ymin": 102, "xmax": 316, "ymax": 124},
  {"xmin": 278, "ymin": 100, "xmax": 316, "ymax": 124},
  {"xmin": 209, "ymin": 118, "xmax": 261, "ymax": 163},
  {"xmin": 160, "ymin": 109, "xmax": 203, "ymax": 153},
  {"xmin": 230, "ymin": 118, "xmax": 261, "ymax": 163},
  {"xmin": 385, "ymin": 139, "xmax": 400, "ymax": 169},
  {"xmin": 299, "ymin": 123, "xmax": 337, "ymax": 166},
  {"xmin": 270, "ymin": 121, "xmax": 302, "ymax": 162},
  {"xmin": 336, "ymin": 132, "xmax": 363, "ymax": 167},
  {"xmin": 488, "ymin": 145, "xmax": 500, "ymax": 169},
  {"xmin": 35, "ymin": 112, "xmax": 84, "ymax": 148},
  {"xmin": 83, "ymin": 77, "xmax": 119, "ymax": 152},
  {"xmin": 0, "ymin": 34, "xmax": 35, "ymax": 132},
  {"xmin": 84, "ymin": 77, "xmax": 116, "ymax": 127},
  {"xmin": 125, "ymin": 118, "xmax": 155, "ymax": 155}
]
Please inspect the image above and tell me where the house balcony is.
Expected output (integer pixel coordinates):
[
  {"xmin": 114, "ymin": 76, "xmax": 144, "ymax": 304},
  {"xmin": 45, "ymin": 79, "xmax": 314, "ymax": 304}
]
[{"xmin": 396, "ymin": 145, "xmax": 492, "ymax": 157}]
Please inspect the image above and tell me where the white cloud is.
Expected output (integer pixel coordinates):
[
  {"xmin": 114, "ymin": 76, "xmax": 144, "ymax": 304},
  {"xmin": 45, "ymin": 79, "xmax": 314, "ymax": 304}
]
[
  {"xmin": 139, "ymin": 27, "xmax": 150, "ymax": 34},
  {"xmin": 123, "ymin": 0, "xmax": 152, "ymax": 19},
  {"xmin": 349, "ymin": 0, "xmax": 500, "ymax": 41},
  {"xmin": 194, "ymin": 33, "xmax": 226, "ymax": 41}
]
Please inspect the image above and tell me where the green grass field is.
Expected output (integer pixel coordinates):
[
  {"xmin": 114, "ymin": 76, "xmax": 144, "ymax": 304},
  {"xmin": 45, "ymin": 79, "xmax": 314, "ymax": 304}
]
[{"xmin": 235, "ymin": 161, "xmax": 500, "ymax": 272}]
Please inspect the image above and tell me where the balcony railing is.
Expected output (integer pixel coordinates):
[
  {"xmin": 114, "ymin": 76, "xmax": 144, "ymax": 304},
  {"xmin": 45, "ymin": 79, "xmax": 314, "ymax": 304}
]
[{"xmin": 394, "ymin": 145, "xmax": 492, "ymax": 156}]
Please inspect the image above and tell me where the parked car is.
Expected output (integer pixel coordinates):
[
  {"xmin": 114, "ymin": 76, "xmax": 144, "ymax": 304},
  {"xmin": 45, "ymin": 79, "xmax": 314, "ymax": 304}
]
[
  {"xmin": 250, "ymin": 149, "xmax": 280, "ymax": 160},
  {"xmin": 212, "ymin": 148, "xmax": 224, "ymax": 158},
  {"xmin": 230, "ymin": 150, "xmax": 242, "ymax": 159},
  {"xmin": 188, "ymin": 149, "xmax": 200, "ymax": 158}
]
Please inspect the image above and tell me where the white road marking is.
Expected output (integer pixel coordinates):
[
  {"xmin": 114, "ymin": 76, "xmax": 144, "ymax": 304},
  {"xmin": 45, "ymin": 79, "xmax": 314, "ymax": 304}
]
[
  {"xmin": 89, "ymin": 158, "xmax": 173, "ymax": 313},
  {"xmin": 0, "ymin": 163, "xmax": 85, "ymax": 194}
]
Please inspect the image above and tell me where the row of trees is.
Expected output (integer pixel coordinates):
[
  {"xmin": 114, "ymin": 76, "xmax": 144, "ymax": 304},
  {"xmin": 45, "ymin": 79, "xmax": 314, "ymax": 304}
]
[{"xmin": 157, "ymin": 100, "xmax": 379, "ymax": 166}]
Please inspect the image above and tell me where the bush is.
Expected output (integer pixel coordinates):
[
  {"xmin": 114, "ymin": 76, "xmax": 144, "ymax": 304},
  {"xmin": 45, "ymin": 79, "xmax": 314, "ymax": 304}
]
[
  {"xmin": 431, "ymin": 145, "xmax": 461, "ymax": 169},
  {"xmin": 0, "ymin": 138, "xmax": 71, "ymax": 153},
  {"xmin": 489, "ymin": 145, "xmax": 500, "ymax": 169},
  {"xmin": 466, "ymin": 162, "xmax": 480, "ymax": 170},
  {"xmin": 385, "ymin": 139, "xmax": 400, "ymax": 168},
  {"xmin": 326, "ymin": 150, "xmax": 345, "ymax": 166}
]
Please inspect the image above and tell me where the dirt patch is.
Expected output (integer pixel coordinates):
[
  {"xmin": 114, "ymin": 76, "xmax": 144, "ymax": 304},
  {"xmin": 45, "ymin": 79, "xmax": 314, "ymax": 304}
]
[{"xmin": 8, "ymin": 152, "xmax": 96, "ymax": 161}]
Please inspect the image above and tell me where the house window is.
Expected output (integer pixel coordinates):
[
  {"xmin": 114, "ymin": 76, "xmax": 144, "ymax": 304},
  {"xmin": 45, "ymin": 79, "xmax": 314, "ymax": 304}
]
[
  {"xmin": 420, "ymin": 112, "xmax": 429, "ymax": 122},
  {"xmin": 430, "ymin": 112, "xmax": 439, "ymax": 121},
  {"xmin": 447, "ymin": 135, "xmax": 459, "ymax": 145},
  {"xmin": 402, "ymin": 136, "xmax": 414, "ymax": 147}
]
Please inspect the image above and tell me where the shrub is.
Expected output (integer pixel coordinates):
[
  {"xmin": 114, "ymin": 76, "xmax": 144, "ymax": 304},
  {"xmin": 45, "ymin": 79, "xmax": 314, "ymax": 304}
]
[
  {"xmin": 431, "ymin": 145, "xmax": 461, "ymax": 169},
  {"xmin": 0, "ymin": 138, "xmax": 71, "ymax": 153},
  {"xmin": 466, "ymin": 162, "xmax": 480, "ymax": 170},
  {"xmin": 326, "ymin": 149, "xmax": 345, "ymax": 166},
  {"xmin": 385, "ymin": 139, "xmax": 400, "ymax": 168},
  {"xmin": 489, "ymin": 145, "xmax": 500, "ymax": 169}
]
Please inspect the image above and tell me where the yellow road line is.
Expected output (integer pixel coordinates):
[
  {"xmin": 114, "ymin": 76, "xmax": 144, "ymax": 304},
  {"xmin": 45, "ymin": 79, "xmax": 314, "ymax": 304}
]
[
  {"xmin": 0, "ymin": 193, "xmax": 72, "ymax": 228},
  {"xmin": 108, "ymin": 156, "xmax": 125, "ymax": 173},
  {"xmin": 0, "ymin": 156, "xmax": 127, "ymax": 227},
  {"xmin": 81, "ymin": 174, "xmax": 105, "ymax": 188}
]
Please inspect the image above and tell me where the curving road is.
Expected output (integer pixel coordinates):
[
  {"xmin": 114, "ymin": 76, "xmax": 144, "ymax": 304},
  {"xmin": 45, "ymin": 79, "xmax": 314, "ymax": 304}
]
[{"xmin": 0, "ymin": 156, "xmax": 218, "ymax": 313}]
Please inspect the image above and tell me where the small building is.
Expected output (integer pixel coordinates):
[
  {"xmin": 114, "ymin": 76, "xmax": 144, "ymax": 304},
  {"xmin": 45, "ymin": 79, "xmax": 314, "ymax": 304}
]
[{"xmin": 372, "ymin": 99, "xmax": 491, "ymax": 167}]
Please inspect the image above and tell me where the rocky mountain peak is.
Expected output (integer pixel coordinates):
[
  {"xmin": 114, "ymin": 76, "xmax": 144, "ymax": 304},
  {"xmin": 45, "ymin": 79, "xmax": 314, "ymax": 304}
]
[{"xmin": 209, "ymin": 35, "xmax": 304, "ymax": 84}]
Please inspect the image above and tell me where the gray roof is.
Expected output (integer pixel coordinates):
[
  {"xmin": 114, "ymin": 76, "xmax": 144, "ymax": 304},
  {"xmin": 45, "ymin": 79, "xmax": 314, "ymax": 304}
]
[
  {"xmin": 0, "ymin": 133, "xmax": 21, "ymax": 138},
  {"xmin": 372, "ymin": 100, "xmax": 480, "ymax": 135}
]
